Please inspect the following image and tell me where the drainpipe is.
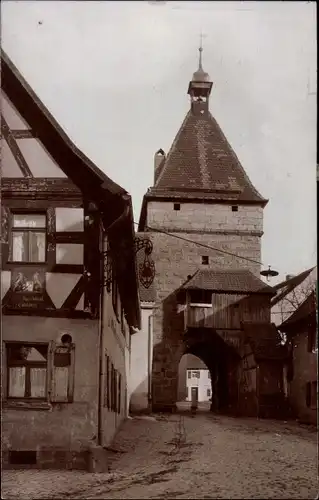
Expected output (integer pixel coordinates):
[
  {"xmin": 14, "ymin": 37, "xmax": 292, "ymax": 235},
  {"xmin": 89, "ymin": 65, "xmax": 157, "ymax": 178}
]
[
  {"xmin": 147, "ymin": 314, "xmax": 153, "ymax": 411},
  {"xmin": 97, "ymin": 230, "xmax": 105, "ymax": 447}
]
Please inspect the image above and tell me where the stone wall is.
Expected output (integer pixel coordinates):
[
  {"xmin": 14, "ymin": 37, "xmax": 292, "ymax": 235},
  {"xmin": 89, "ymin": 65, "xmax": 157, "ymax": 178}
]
[
  {"xmin": 147, "ymin": 202, "xmax": 263, "ymax": 234},
  {"xmin": 145, "ymin": 199, "xmax": 264, "ymax": 411}
]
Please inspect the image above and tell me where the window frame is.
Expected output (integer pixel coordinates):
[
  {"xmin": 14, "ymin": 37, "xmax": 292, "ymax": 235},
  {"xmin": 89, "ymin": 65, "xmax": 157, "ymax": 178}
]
[
  {"xmin": 9, "ymin": 211, "xmax": 47, "ymax": 264},
  {"xmin": 5, "ymin": 341, "xmax": 49, "ymax": 401},
  {"xmin": 189, "ymin": 289, "xmax": 212, "ymax": 307},
  {"xmin": 3, "ymin": 340, "xmax": 75, "ymax": 406},
  {"xmin": 201, "ymin": 255, "xmax": 209, "ymax": 265}
]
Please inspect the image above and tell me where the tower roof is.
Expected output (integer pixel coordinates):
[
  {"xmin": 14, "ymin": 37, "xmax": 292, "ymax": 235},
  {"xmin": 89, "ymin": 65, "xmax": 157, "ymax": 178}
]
[
  {"xmin": 138, "ymin": 46, "xmax": 267, "ymax": 230},
  {"xmin": 149, "ymin": 109, "xmax": 267, "ymax": 203}
]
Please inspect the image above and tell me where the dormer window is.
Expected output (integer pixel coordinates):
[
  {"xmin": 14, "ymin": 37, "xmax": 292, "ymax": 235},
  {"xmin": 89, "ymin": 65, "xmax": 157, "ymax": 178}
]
[
  {"xmin": 173, "ymin": 203, "xmax": 180, "ymax": 211},
  {"xmin": 231, "ymin": 206, "xmax": 238, "ymax": 212}
]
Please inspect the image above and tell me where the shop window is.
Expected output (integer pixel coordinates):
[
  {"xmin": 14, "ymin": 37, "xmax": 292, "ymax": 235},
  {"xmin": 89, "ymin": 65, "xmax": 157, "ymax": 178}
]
[{"xmin": 10, "ymin": 213, "xmax": 46, "ymax": 263}]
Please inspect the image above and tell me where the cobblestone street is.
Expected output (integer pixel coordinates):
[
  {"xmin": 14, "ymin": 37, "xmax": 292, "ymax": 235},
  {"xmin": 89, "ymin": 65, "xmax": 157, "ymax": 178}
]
[{"xmin": 2, "ymin": 408, "xmax": 318, "ymax": 500}]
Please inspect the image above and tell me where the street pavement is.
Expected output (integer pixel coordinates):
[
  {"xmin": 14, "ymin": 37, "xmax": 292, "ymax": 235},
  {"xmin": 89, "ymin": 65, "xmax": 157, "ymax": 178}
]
[{"xmin": 2, "ymin": 406, "xmax": 318, "ymax": 499}]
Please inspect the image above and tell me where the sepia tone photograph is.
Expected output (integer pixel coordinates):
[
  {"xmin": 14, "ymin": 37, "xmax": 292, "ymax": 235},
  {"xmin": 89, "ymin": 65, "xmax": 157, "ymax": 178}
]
[{"xmin": 1, "ymin": 1, "xmax": 317, "ymax": 499}]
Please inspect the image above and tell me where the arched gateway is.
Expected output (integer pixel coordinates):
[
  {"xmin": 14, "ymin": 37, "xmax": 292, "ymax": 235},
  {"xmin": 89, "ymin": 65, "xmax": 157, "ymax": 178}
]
[{"xmin": 137, "ymin": 46, "xmax": 287, "ymax": 416}]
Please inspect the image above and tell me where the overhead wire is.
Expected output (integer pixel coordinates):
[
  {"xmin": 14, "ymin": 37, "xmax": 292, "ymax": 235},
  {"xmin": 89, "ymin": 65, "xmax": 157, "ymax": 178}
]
[{"xmin": 134, "ymin": 221, "xmax": 267, "ymax": 268}]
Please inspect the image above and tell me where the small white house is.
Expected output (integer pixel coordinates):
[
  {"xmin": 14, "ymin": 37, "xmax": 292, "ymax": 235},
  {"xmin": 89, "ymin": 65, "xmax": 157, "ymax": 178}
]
[{"xmin": 186, "ymin": 369, "xmax": 211, "ymax": 402}]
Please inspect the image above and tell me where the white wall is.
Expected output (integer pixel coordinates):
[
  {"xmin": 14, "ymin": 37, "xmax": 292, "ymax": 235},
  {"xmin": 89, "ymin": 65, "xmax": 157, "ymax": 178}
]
[
  {"xmin": 186, "ymin": 369, "xmax": 212, "ymax": 402},
  {"xmin": 100, "ymin": 242, "xmax": 131, "ymax": 445},
  {"xmin": 129, "ymin": 304, "xmax": 154, "ymax": 413}
]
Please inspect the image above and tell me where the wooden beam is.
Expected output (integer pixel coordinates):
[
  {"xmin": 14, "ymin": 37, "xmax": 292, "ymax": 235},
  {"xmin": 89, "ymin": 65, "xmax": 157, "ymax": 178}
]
[
  {"xmin": 10, "ymin": 130, "xmax": 34, "ymax": 139},
  {"xmin": 61, "ymin": 275, "xmax": 85, "ymax": 309},
  {"xmin": 1, "ymin": 116, "xmax": 33, "ymax": 178},
  {"xmin": 2, "ymin": 307, "xmax": 92, "ymax": 319},
  {"xmin": 54, "ymin": 232, "xmax": 84, "ymax": 244}
]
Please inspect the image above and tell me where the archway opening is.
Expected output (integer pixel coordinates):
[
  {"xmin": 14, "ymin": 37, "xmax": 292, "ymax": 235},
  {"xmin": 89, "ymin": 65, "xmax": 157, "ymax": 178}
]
[{"xmin": 177, "ymin": 353, "xmax": 212, "ymax": 411}]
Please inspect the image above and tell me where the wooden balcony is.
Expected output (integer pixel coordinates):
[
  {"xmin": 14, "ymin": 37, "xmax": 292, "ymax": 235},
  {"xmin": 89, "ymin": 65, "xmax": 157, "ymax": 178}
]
[{"xmin": 184, "ymin": 293, "xmax": 271, "ymax": 331}]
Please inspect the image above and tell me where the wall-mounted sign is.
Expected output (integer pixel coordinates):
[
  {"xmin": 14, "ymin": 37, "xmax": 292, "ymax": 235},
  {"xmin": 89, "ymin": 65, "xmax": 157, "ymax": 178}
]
[{"xmin": 6, "ymin": 267, "xmax": 55, "ymax": 311}]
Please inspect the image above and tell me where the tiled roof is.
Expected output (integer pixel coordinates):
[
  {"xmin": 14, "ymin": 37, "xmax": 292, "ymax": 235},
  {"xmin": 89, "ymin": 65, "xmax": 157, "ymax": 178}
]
[
  {"xmin": 271, "ymin": 266, "xmax": 316, "ymax": 307},
  {"xmin": 151, "ymin": 108, "xmax": 267, "ymax": 204},
  {"xmin": 279, "ymin": 291, "xmax": 316, "ymax": 331},
  {"xmin": 242, "ymin": 322, "xmax": 288, "ymax": 361},
  {"xmin": 182, "ymin": 269, "xmax": 274, "ymax": 295}
]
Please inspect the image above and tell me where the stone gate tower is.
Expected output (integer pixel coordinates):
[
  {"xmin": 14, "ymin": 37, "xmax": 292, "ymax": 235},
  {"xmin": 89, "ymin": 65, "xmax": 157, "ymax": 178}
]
[{"xmin": 138, "ymin": 47, "xmax": 268, "ymax": 412}]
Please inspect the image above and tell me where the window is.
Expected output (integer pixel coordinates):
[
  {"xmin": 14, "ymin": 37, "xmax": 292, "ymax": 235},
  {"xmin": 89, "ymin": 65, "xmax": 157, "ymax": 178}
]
[
  {"xmin": 173, "ymin": 203, "xmax": 180, "ymax": 211},
  {"xmin": 187, "ymin": 371, "xmax": 191, "ymax": 379},
  {"xmin": 231, "ymin": 206, "xmax": 238, "ymax": 212},
  {"xmin": 10, "ymin": 214, "xmax": 46, "ymax": 263},
  {"xmin": 189, "ymin": 290, "xmax": 212, "ymax": 306},
  {"xmin": 306, "ymin": 381, "xmax": 317, "ymax": 409},
  {"xmin": 201, "ymin": 256, "xmax": 209, "ymax": 265},
  {"xmin": 192, "ymin": 370, "xmax": 200, "ymax": 379},
  {"xmin": 104, "ymin": 353, "xmax": 110, "ymax": 408},
  {"xmin": 112, "ymin": 269, "xmax": 119, "ymax": 319},
  {"xmin": 207, "ymin": 389, "xmax": 211, "ymax": 397},
  {"xmin": 6, "ymin": 343, "xmax": 48, "ymax": 399},
  {"xmin": 5, "ymin": 341, "xmax": 75, "ymax": 404},
  {"xmin": 208, "ymin": 371, "xmax": 211, "ymax": 379}
]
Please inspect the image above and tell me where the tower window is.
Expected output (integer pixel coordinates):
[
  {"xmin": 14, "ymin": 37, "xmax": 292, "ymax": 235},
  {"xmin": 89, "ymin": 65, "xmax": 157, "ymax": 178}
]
[
  {"xmin": 202, "ymin": 256, "xmax": 209, "ymax": 265},
  {"xmin": 173, "ymin": 203, "xmax": 180, "ymax": 211},
  {"xmin": 231, "ymin": 206, "xmax": 238, "ymax": 212}
]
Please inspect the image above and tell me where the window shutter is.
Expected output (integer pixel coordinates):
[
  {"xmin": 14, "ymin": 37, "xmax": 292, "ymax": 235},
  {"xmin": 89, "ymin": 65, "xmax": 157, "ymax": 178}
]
[
  {"xmin": 118, "ymin": 373, "xmax": 122, "ymax": 414},
  {"xmin": 50, "ymin": 343, "xmax": 75, "ymax": 403},
  {"xmin": 2, "ymin": 343, "xmax": 8, "ymax": 400},
  {"xmin": 47, "ymin": 341, "xmax": 56, "ymax": 401}
]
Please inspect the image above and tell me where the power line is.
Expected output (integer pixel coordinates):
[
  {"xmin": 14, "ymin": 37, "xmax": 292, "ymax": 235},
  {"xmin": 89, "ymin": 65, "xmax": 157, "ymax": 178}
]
[{"xmin": 134, "ymin": 222, "xmax": 266, "ymax": 267}]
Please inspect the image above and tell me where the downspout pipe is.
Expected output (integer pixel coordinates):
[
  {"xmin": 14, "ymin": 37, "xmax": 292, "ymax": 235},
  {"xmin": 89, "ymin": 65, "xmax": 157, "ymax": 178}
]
[
  {"xmin": 97, "ymin": 226, "xmax": 105, "ymax": 447},
  {"xmin": 147, "ymin": 314, "xmax": 153, "ymax": 411}
]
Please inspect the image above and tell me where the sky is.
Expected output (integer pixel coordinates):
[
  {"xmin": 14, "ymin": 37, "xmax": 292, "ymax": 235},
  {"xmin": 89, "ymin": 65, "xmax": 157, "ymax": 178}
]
[{"xmin": 1, "ymin": 0, "xmax": 317, "ymax": 282}]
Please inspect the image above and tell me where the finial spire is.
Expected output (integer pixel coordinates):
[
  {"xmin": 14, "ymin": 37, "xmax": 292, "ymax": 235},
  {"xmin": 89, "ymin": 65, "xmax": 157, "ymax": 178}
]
[{"xmin": 199, "ymin": 32, "xmax": 204, "ymax": 70}]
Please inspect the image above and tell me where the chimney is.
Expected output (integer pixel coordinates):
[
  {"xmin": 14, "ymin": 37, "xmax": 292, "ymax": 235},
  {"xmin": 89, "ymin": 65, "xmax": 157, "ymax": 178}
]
[
  {"xmin": 154, "ymin": 149, "xmax": 165, "ymax": 183},
  {"xmin": 286, "ymin": 274, "xmax": 295, "ymax": 281}
]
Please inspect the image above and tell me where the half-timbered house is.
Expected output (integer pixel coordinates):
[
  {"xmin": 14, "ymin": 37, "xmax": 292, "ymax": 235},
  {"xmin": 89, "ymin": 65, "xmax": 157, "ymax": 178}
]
[{"xmin": 1, "ymin": 51, "xmax": 141, "ymax": 470}]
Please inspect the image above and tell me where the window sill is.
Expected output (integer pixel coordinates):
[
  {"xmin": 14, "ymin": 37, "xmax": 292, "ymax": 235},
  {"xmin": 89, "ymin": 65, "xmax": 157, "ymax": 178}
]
[
  {"xmin": 189, "ymin": 303, "xmax": 212, "ymax": 308},
  {"xmin": 3, "ymin": 400, "xmax": 52, "ymax": 411}
]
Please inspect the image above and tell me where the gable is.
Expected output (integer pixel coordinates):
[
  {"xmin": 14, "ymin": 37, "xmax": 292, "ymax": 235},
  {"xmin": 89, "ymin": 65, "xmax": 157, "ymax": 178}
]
[{"xmin": 1, "ymin": 90, "xmax": 67, "ymax": 179}]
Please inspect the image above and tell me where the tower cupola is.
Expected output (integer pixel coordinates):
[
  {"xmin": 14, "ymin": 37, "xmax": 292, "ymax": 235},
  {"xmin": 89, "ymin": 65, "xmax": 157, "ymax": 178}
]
[{"xmin": 187, "ymin": 42, "xmax": 213, "ymax": 107}]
